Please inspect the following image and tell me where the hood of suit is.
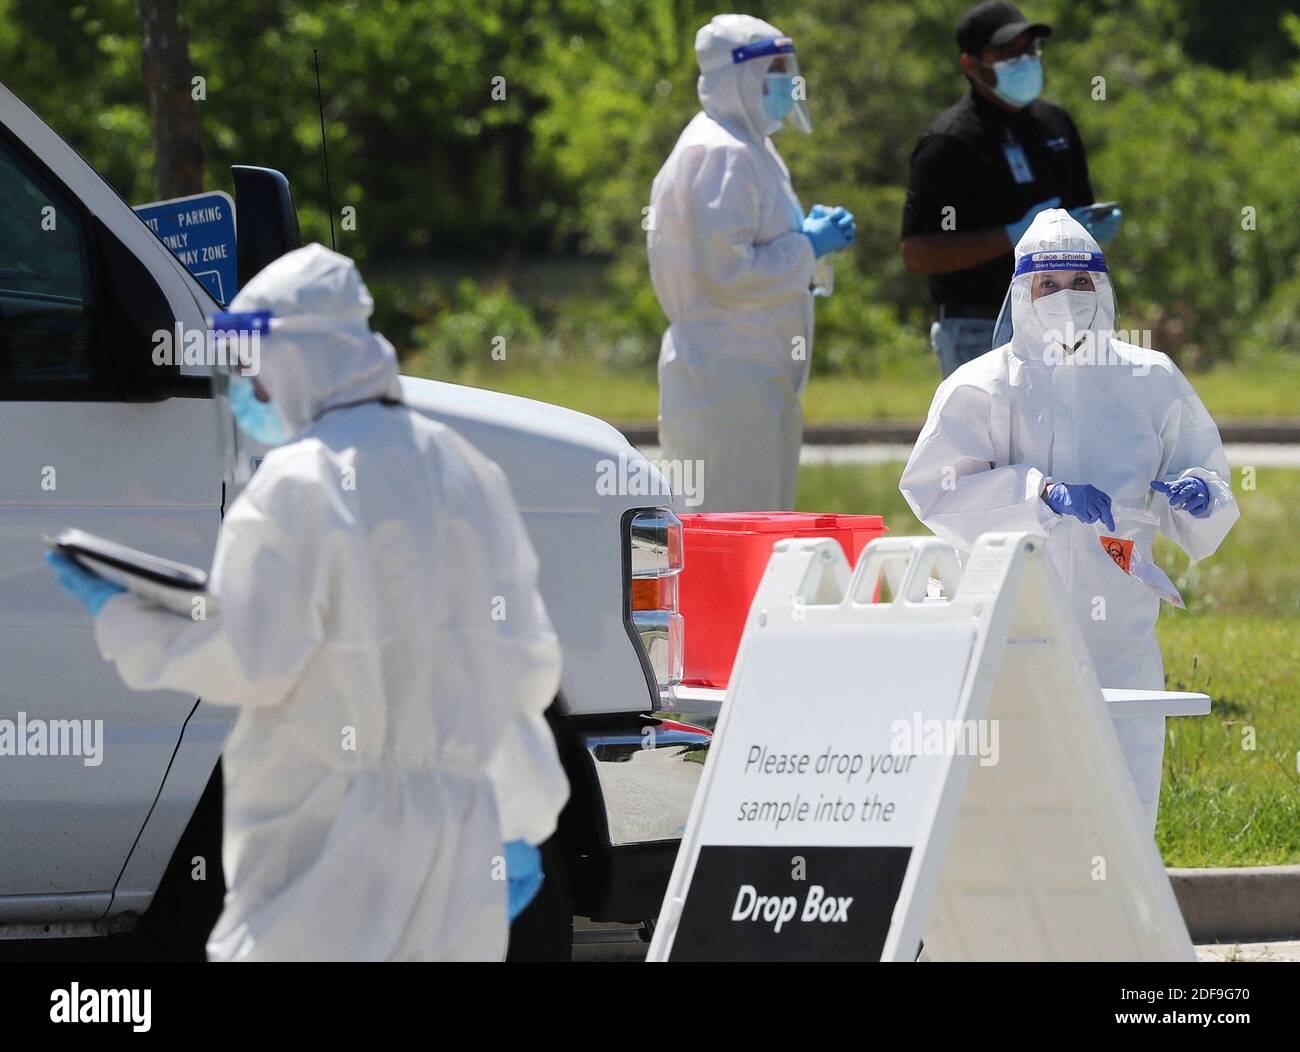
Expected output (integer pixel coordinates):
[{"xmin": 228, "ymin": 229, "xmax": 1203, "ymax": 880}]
[
  {"xmin": 226, "ymin": 243, "xmax": 402, "ymax": 434},
  {"xmin": 1009, "ymin": 208, "xmax": 1117, "ymax": 364},
  {"xmin": 695, "ymin": 13, "xmax": 792, "ymax": 143}
]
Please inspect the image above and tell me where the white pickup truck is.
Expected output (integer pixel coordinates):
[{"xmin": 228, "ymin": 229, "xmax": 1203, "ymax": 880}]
[{"xmin": 0, "ymin": 81, "xmax": 708, "ymax": 959}]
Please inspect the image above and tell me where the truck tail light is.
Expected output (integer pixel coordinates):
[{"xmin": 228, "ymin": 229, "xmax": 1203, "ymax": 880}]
[
  {"xmin": 631, "ymin": 575, "xmax": 677, "ymax": 612},
  {"xmin": 625, "ymin": 508, "xmax": 684, "ymax": 692}
]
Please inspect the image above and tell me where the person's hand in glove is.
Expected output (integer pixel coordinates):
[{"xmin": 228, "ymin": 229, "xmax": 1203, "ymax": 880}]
[
  {"xmin": 45, "ymin": 551, "xmax": 125, "ymax": 616},
  {"xmin": 802, "ymin": 204, "xmax": 856, "ymax": 258},
  {"xmin": 1068, "ymin": 204, "xmax": 1123, "ymax": 245},
  {"xmin": 1042, "ymin": 482, "xmax": 1116, "ymax": 530},
  {"xmin": 1005, "ymin": 196, "xmax": 1062, "ymax": 246},
  {"xmin": 1151, "ymin": 477, "xmax": 1211, "ymax": 518},
  {"xmin": 503, "ymin": 839, "xmax": 544, "ymax": 923}
]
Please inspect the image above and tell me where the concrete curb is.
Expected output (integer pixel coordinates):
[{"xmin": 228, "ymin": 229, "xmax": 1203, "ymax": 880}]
[
  {"xmin": 1168, "ymin": 865, "xmax": 1300, "ymax": 942},
  {"xmin": 616, "ymin": 418, "xmax": 1300, "ymax": 448}
]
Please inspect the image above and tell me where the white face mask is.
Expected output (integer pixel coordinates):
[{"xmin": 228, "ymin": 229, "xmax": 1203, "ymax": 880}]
[{"xmin": 1033, "ymin": 289, "xmax": 1098, "ymax": 348}]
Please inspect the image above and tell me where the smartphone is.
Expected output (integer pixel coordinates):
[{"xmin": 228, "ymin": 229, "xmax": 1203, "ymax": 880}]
[{"xmin": 1078, "ymin": 200, "xmax": 1120, "ymax": 223}]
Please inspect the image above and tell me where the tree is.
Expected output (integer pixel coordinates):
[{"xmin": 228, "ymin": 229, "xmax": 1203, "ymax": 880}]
[{"xmin": 137, "ymin": 0, "xmax": 203, "ymax": 198}]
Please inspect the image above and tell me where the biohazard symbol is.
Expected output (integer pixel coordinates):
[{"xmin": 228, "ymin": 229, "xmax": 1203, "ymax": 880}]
[{"xmin": 1099, "ymin": 535, "xmax": 1134, "ymax": 574}]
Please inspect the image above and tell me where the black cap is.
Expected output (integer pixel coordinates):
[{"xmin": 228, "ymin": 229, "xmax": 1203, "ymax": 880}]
[{"xmin": 956, "ymin": 1, "xmax": 1051, "ymax": 54}]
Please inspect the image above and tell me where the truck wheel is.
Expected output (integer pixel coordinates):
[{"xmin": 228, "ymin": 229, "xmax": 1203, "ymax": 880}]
[
  {"xmin": 129, "ymin": 762, "xmax": 226, "ymax": 961},
  {"xmin": 505, "ymin": 837, "xmax": 573, "ymax": 962}
]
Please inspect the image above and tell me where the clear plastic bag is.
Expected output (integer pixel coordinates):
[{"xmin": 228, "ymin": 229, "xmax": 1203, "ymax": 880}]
[
  {"xmin": 812, "ymin": 257, "xmax": 834, "ymax": 298},
  {"xmin": 1094, "ymin": 505, "xmax": 1185, "ymax": 609}
]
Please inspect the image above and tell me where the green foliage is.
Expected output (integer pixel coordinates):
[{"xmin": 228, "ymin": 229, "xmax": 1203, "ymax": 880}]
[
  {"xmin": 1065, "ymin": 13, "xmax": 1300, "ymax": 366},
  {"xmin": 408, "ymin": 278, "xmax": 542, "ymax": 376},
  {"xmin": 528, "ymin": 0, "xmax": 1300, "ymax": 371},
  {"xmin": 0, "ymin": 0, "xmax": 1294, "ymax": 374}
]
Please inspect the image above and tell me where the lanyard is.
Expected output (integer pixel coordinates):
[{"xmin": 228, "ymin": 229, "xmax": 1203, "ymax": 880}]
[{"xmin": 1001, "ymin": 130, "xmax": 1034, "ymax": 185}]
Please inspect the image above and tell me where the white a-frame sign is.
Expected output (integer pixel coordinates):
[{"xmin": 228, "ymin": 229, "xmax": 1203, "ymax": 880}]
[{"xmin": 649, "ymin": 532, "xmax": 1194, "ymax": 962}]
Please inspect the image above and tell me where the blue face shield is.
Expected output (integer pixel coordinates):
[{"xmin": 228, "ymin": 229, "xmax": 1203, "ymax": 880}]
[{"xmin": 210, "ymin": 310, "xmax": 290, "ymax": 446}]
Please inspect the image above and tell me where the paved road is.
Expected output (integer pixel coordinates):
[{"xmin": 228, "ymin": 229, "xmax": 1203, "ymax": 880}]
[
  {"xmin": 623, "ymin": 420, "xmax": 1300, "ymax": 447},
  {"xmin": 575, "ymin": 925, "xmax": 1300, "ymax": 962},
  {"xmin": 594, "ymin": 747, "xmax": 700, "ymax": 843},
  {"xmin": 636, "ymin": 443, "xmax": 1300, "ymax": 468},
  {"xmin": 1195, "ymin": 941, "xmax": 1300, "ymax": 963}
]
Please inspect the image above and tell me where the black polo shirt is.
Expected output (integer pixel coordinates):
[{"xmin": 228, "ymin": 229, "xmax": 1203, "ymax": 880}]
[{"xmin": 901, "ymin": 85, "xmax": 1094, "ymax": 313}]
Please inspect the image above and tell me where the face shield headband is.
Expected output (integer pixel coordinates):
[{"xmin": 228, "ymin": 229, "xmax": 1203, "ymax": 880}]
[
  {"xmin": 208, "ymin": 309, "xmax": 376, "ymax": 375},
  {"xmin": 207, "ymin": 309, "xmax": 273, "ymax": 377},
  {"xmin": 1013, "ymin": 250, "xmax": 1108, "ymax": 278}
]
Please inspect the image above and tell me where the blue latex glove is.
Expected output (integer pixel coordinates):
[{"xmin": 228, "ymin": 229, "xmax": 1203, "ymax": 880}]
[
  {"xmin": 504, "ymin": 840, "xmax": 544, "ymax": 923},
  {"xmin": 802, "ymin": 205, "xmax": 855, "ymax": 258},
  {"xmin": 45, "ymin": 551, "xmax": 125, "ymax": 616},
  {"xmin": 1069, "ymin": 204, "xmax": 1123, "ymax": 245},
  {"xmin": 1005, "ymin": 196, "xmax": 1062, "ymax": 246},
  {"xmin": 1151, "ymin": 477, "xmax": 1211, "ymax": 518},
  {"xmin": 1043, "ymin": 482, "xmax": 1116, "ymax": 530}
]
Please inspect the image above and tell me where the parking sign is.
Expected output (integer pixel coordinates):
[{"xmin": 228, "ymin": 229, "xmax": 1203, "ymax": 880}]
[{"xmin": 134, "ymin": 190, "xmax": 238, "ymax": 304}]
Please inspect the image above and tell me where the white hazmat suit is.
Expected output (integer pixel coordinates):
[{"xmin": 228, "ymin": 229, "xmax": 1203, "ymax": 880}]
[
  {"xmin": 95, "ymin": 244, "xmax": 569, "ymax": 960},
  {"xmin": 900, "ymin": 210, "xmax": 1238, "ymax": 826},
  {"xmin": 649, "ymin": 14, "xmax": 816, "ymax": 512}
]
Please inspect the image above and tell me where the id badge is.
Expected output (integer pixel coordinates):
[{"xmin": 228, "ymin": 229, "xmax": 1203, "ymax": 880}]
[{"xmin": 1002, "ymin": 139, "xmax": 1034, "ymax": 184}]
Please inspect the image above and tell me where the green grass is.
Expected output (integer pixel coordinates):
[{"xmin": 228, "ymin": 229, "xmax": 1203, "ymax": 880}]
[
  {"xmin": 429, "ymin": 364, "xmax": 665, "ymax": 422},
  {"xmin": 430, "ymin": 358, "xmax": 940, "ymax": 422},
  {"xmin": 1186, "ymin": 356, "xmax": 1300, "ymax": 419},
  {"xmin": 795, "ymin": 463, "xmax": 1300, "ymax": 867},
  {"xmin": 425, "ymin": 353, "xmax": 1300, "ymax": 424},
  {"xmin": 1157, "ymin": 617, "xmax": 1300, "ymax": 866}
]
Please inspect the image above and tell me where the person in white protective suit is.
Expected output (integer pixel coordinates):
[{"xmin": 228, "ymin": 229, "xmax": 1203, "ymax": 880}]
[
  {"xmin": 53, "ymin": 244, "xmax": 569, "ymax": 960},
  {"xmin": 899, "ymin": 209, "xmax": 1238, "ymax": 829},
  {"xmin": 649, "ymin": 13, "xmax": 856, "ymax": 512}
]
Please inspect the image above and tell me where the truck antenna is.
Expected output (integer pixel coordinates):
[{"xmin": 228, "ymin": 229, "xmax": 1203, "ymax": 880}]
[{"xmin": 313, "ymin": 48, "xmax": 337, "ymax": 251}]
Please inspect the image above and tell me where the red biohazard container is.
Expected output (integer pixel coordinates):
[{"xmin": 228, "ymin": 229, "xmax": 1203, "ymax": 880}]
[{"xmin": 678, "ymin": 512, "xmax": 887, "ymax": 688}]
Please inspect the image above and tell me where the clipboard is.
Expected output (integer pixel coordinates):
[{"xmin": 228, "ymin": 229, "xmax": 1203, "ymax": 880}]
[{"xmin": 47, "ymin": 528, "xmax": 217, "ymax": 616}]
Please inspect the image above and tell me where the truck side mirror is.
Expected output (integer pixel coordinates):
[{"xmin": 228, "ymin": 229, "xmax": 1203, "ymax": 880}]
[{"xmin": 231, "ymin": 166, "xmax": 301, "ymax": 287}]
